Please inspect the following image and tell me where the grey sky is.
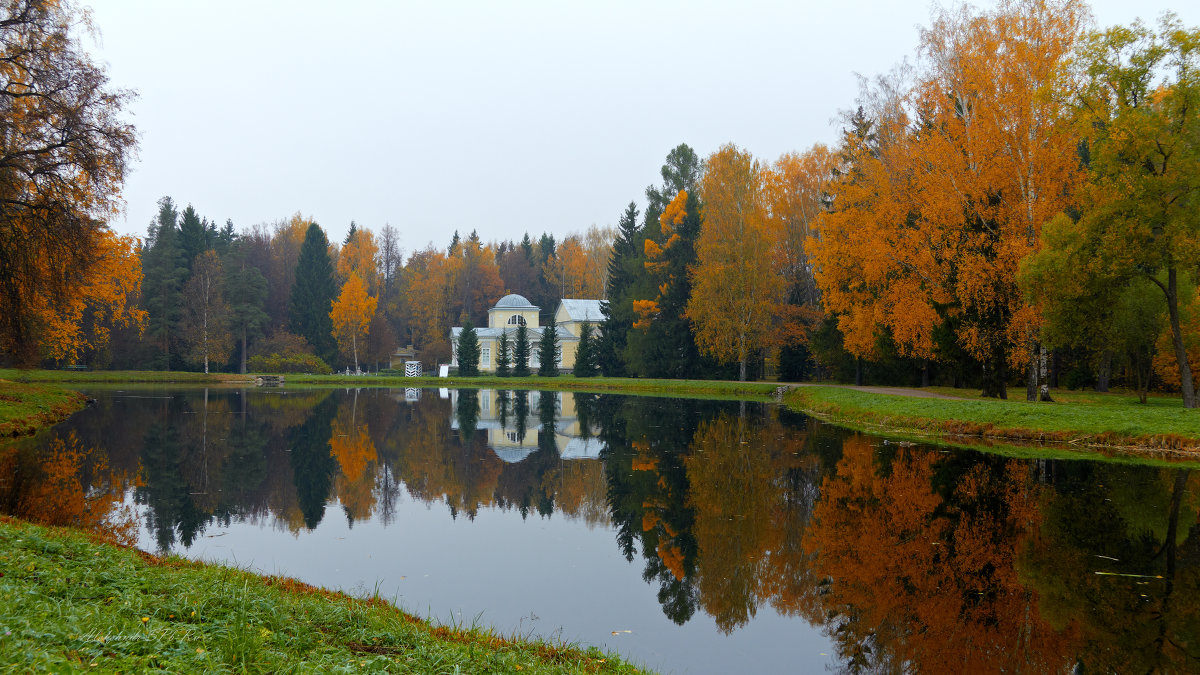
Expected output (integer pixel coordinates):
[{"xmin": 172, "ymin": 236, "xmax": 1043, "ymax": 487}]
[{"xmin": 87, "ymin": 0, "xmax": 1195, "ymax": 252}]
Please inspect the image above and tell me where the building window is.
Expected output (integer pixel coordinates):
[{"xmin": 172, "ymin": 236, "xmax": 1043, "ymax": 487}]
[
  {"xmin": 507, "ymin": 314, "xmax": 526, "ymax": 326},
  {"xmin": 481, "ymin": 347, "xmax": 491, "ymax": 367}
]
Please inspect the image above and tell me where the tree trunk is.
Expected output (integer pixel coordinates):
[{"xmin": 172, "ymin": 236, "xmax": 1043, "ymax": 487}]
[
  {"xmin": 352, "ymin": 333, "xmax": 359, "ymax": 372},
  {"xmin": 240, "ymin": 328, "xmax": 248, "ymax": 374},
  {"xmin": 981, "ymin": 346, "xmax": 1007, "ymax": 399},
  {"xmin": 1164, "ymin": 267, "xmax": 1197, "ymax": 408},
  {"xmin": 1038, "ymin": 345, "xmax": 1053, "ymax": 402},
  {"xmin": 854, "ymin": 357, "xmax": 863, "ymax": 386},
  {"xmin": 739, "ymin": 356, "xmax": 746, "ymax": 382},
  {"xmin": 1026, "ymin": 345, "xmax": 1038, "ymax": 402},
  {"xmin": 1095, "ymin": 350, "xmax": 1112, "ymax": 393},
  {"xmin": 921, "ymin": 359, "xmax": 930, "ymax": 387}
]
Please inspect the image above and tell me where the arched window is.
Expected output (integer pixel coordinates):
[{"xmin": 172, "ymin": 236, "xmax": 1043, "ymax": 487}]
[{"xmin": 507, "ymin": 314, "xmax": 526, "ymax": 326}]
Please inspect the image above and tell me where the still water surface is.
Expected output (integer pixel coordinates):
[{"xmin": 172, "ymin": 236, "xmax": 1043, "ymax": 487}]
[{"xmin": 3, "ymin": 386, "xmax": 1198, "ymax": 673}]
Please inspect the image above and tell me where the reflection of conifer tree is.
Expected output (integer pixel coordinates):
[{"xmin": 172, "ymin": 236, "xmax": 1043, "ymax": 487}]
[
  {"xmin": 137, "ymin": 409, "xmax": 212, "ymax": 551},
  {"xmin": 217, "ymin": 394, "xmax": 268, "ymax": 523},
  {"xmin": 512, "ymin": 390, "xmax": 529, "ymax": 443},
  {"xmin": 573, "ymin": 392, "xmax": 597, "ymax": 440},
  {"xmin": 456, "ymin": 389, "xmax": 479, "ymax": 443},
  {"xmin": 497, "ymin": 389, "xmax": 510, "ymax": 429},
  {"xmin": 289, "ymin": 394, "xmax": 339, "ymax": 529}
]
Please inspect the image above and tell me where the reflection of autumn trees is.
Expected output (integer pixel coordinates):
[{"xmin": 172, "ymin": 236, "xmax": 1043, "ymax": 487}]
[
  {"xmin": 1022, "ymin": 465, "xmax": 1200, "ymax": 673},
  {"xmin": 686, "ymin": 410, "xmax": 819, "ymax": 632},
  {"xmin": 801, "ymin": 436, "xmax": 1077, "ymax": 673},
  {"xmin": 0, "ymin": 432, "xmax": 137, "ymax": 545},
  {"xmin": 330, "ymin": 391, "xmax": 378, "ymax": 523}
]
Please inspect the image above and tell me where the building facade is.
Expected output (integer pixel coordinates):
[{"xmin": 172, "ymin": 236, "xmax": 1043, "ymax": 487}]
[{"xmin": 449, "ymin": 294, "xmax": 602, "ymax": 373}]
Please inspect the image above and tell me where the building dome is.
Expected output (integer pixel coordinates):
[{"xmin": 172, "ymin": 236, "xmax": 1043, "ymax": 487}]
[{"xmin": 493, "ymin": 294, "xmax": 537, "ymax": 309}]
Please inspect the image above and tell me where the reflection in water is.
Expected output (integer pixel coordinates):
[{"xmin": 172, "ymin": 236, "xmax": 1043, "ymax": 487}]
[{"xmin": 4, "ymin": 387, "xmax": 1200, "ymax": 673}]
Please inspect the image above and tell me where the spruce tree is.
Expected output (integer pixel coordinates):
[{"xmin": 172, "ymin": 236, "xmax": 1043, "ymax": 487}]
[
  {"xmin": 573, "ymin": 322, "xmax": 598, "ymax": 377},
  {"xmin": 598, "ymin": 201, "xmax": 640, "ymax": 376},
  {"xmin": 512, "ymin": 323, "xmax": 531, "ymax": 377},
  {"xmin": 288, "ymin": 223, "xmax": 338, "ymax": 366},
  {"xmin": 456, "ymin": 316, "xmax": 480, "ymax": 376},
  {"xmin": 225, "ymin": 251, "xmax": 268, "ymax": 374},
  {"xmin": 141, "ymin": 197, "xmax": 188, "ymax": 370},
  {"xmin": 496, "ymin": 330, "xmax": 512, "ymax": 377},
  {"xmin": 537, "ymin": 313, "xmax": 560, "ymax": 376}
]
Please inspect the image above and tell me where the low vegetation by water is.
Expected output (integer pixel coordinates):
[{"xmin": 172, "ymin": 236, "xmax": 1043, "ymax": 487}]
[
  {"xmin": 790, "ymin": 385, "xmax": 1200, "ymax": 452},
  {"xmin": 0, "ymin": 380, "xmax": 86, "ymax": 437},
  {"xmin": 0, "ymin": 518, "xmax": 644, "ymax": 674}
]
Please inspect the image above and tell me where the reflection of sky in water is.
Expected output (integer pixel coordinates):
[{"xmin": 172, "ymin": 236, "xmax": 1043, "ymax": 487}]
[{"xmin": 165, "ymin": 493, "xmax": 828, "ymax": 675}]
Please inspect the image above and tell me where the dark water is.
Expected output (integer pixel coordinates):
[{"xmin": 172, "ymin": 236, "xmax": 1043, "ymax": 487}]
[{"xmin": 2, "ymin": 386, "xmax": 1199, "ymax": 674}]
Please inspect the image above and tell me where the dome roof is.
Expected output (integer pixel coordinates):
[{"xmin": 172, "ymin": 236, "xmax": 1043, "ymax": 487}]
[{"xmin": 493, "ymin": 293, "xmax": 537, "ymax": 309}]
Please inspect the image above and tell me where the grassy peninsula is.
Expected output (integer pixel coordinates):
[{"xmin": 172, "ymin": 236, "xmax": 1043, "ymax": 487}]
[
  {"xmin": 789, "ymin": 385, "xmax": 1200, "ymax": 455},
  {"xmin": 0, "ymin": 518, "xmax": 643, "ymax": 674},
  {"xmin": 0, "ymin": 379, "xmax": 87, "ymax": 437}
]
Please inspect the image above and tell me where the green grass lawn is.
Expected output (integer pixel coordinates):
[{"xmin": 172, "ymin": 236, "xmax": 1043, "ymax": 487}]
[
  {"xmin": 0, "ymin": 379, "xmax": 86, "ymax": 437},
  {"xmin": 0, "ymin": 518, "xmax": 646, "ymax": 674},
  {"xmin": 789, "ymin": 385, "xmax": 1200, "ymax": 450}
]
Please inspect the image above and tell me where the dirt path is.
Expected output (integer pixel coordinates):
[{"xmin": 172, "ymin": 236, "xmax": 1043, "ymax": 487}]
[{"xmin": 788, "ymin": 383, "xmax": 972, "ymax": 400}]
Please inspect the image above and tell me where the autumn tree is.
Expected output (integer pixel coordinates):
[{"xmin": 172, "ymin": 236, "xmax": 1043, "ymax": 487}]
[
  {"xmin": 289, "ymin": 223, "xmax": 338, "ymax": 364},
  {"xmin": 1068, "ymin": 16, "xmax": 1200, "ymax": 408},
  {"xmin": 813, "ymin": 0, "xmax": 1087, "ymax": 397},
  {"xmin": 690, "ymin": 144, "xmax": 783, "ymax": 381},
  {"xmin": 36, "ymin": 231, "xmax": 145, "ymax": 365},
  {"xmin": 180, "ymin": 250, "xmax": 232, "ymax": 374},
  {"xmin": 330, "ymin": 273, "xmax": 377, "ymax": 372},
  {"xmin": 0, "ymin": 0, "xmax": 138, "ymax": 365},
  {"xmin": 337, "ymin": 224, "xmax": 380, "ymax": 292}
]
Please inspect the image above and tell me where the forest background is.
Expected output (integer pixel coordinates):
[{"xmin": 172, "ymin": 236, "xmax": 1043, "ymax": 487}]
[{"xmin": 4, "ymin": 0, "xmax": 1200, "ymax": 407}]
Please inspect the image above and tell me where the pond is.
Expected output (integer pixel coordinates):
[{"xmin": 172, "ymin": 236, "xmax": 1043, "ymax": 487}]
[{"xmin": 2, "ymin": 386, "xmax": 1199, "ymax": 673}]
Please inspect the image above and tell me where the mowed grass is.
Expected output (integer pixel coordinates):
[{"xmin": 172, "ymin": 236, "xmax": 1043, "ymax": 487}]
[
  {"xmin": 0, "ymin": 518, "xmax": 646, "ymax": 674},
  {"xmin": 789, "ymin": 385, "xmax": 1200, "ymax": 450},
  {"xmin": 0, "ymin": 379, "xmax": 87, "ymax": 437}
]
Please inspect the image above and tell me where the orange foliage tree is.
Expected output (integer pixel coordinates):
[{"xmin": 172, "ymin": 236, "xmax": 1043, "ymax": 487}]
[
  {"xmin": 36, "ymin": 231, "xmax": 145, "ymax": 364},
  {"xmin": 337, "ymin": 225, "xmax": 380, "ymax": 292},
  {"xmin": 0, "ymin": 0, "xmax": 138, "ymax": 365},
  {"xmin": 689, "ymin": 144, "xmax": 784, "ymax": 381},
  {"xmin": 330, "ymin": 273, "xmax": 378, "ymax": 371},
  {"xmin": 812, "ymin": 0, "xmax": 1087, "ymax": 397}
]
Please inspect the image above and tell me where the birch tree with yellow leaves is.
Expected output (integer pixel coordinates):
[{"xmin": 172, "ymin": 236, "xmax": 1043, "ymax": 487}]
[{"xmin": 330, "ymin": 274, "xmax": 377, "ymax": 371}]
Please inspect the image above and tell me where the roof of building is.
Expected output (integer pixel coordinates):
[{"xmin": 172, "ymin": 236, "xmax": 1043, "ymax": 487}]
[
  {"xmin": 450, "ymin": 325, "xmax": 575, "ymax": 341},
  {"xmin": 558, "ymin": 299, "xmax": 604, "ymax": 323},
  {"xmin": 492, "ymin": 293, "xmax": 538, "ymax": 309}
]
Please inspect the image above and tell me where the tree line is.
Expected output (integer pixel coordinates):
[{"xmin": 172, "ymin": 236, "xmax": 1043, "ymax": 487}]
[{"xmin": 5, "ymin": 0, "xmax": 1200, "ymax": 405}]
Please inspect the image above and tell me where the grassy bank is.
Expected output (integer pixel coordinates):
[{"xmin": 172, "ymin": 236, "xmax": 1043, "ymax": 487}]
[
  {"xmin": 0, "ymin": 379, "xmax": 87, "ymax": 437},
  {"xmin": 0, "ymin": 517, "xmax": 645, "ymax": 674},
  {"xmin": 788, "ymin": 385, "xmax": 1200, "ymax": 454}
]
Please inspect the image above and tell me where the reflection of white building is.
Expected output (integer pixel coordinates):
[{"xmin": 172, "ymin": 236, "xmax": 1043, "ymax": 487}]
[{"xmin": 449, "ymin": 389, "xmax": 605, "ymax": 462}]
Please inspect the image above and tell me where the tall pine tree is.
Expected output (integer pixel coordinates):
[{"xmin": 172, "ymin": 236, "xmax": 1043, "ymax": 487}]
[
  {"xmin": 141, "ymin": 197, "xmax": 188, "ymax": 370},
  {"xmin": 288, "ymin": 223, "xmax": 338, "ymax": 365},
  {"xmin": 513, "ymin": 323, "xmax": 531, "ymax": 377},
  {"xmin": 537, "ymin": 313, "xmax": 560, "ymax": 376},
  {"xmin": 573, "ymin": 322, "xmax": 598, "ymax": 377},
  {"xmin": 496, "ymin": 330, "xmax": 512, "ymax": 377},
  {"xmin": 598, "ymin": 201, "xmax": 641, "ymax": 376},
  {"xmin": 456, "ymin": 316, "xmax": 480, "ymax": 376}
]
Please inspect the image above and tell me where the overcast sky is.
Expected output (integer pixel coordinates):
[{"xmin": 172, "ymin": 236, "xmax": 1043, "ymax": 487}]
[{"xmin": 86, "ymin": 0, "xmax": 1196, "ymax": 252}]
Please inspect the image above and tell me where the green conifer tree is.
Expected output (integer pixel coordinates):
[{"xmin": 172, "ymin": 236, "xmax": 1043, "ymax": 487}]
[
  {"xmin": 513, "ymin": 324, "xmax": 531, "ymax": 377},
  {"xmin": 538, "ymin": 313, "xmax": 561, "ymax": 376},
  {"xmin": 573, "ymin": 322, "xmax": 598, "ymax": 377},
  {"xmin": 456, "ymin": 316, "xmax": 480, "ymax": 376},
  {"xmin": 496, "ymin": 330, "xmax": 512, "ymax": 377},
  {"xmin": 288, "ymin": 223, "xmax": 338, "ymax": 366}
]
